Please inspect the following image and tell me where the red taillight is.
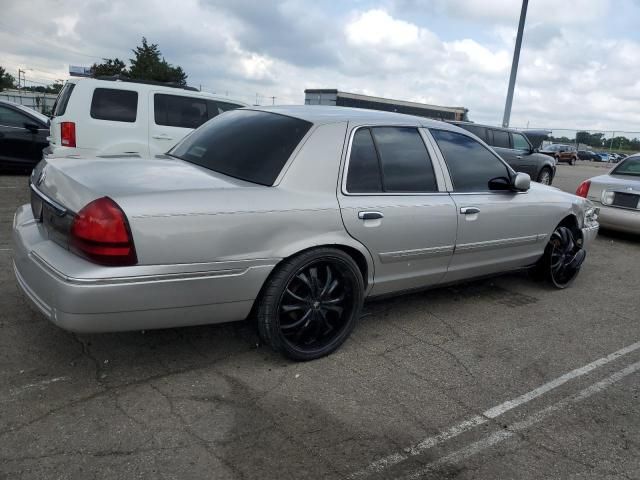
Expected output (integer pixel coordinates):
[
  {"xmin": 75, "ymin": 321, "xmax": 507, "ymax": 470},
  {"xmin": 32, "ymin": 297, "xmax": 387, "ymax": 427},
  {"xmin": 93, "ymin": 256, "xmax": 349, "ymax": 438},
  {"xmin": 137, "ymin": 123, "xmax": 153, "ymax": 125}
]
[
  {"xmin": 60, "ymin": 121, "xmax": 76, "ymax": 147},
  {"xmin": 70, "ymin": 197, "xmax": 137, "ymax": 266},
  {"xmin": 576, "ymin": 180, "xmax": 591, "ymax": 198}
]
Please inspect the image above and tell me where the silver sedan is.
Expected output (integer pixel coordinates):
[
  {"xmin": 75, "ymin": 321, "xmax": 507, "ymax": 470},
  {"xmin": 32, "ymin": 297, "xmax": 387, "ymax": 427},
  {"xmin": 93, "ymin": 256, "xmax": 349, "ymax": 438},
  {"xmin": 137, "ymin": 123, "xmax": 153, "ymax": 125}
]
[
  {"xmin": 576, "ymin": 155, "xmax": 640, "ymax": 234},
  {"xmin": 13, "ymin": 106, "xmax": 599, "ymax": 360}
]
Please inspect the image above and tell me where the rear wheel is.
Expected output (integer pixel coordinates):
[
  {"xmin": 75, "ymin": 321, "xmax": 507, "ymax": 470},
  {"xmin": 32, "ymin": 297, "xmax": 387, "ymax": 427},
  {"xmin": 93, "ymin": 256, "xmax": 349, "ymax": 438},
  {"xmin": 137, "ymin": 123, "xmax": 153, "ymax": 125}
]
[
  {"xmin": 537, "ymin": 225, "xmax": 586, "ymax": 289},
  {"xmin": 570, "ymin": 156, "xmax": 576, "ymax": 166},
  {"xmin": 537, "ymin": 167, "xmax": 552, "ymax": 185},
  {"xmin": 256, "ymin": 248, "xmax": 364, "ymax": 361}
]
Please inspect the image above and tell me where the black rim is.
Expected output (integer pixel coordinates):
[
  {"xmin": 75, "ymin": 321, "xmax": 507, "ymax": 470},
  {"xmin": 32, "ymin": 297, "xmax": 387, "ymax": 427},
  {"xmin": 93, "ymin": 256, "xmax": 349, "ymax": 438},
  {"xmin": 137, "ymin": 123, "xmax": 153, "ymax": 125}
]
[
  {"xmin": 549, "ymin": 227, "xmax": 586, "ymax": 287},
  {"xmin": 278, "ymin": 259, "xmax": 355, "ymax": 352}
]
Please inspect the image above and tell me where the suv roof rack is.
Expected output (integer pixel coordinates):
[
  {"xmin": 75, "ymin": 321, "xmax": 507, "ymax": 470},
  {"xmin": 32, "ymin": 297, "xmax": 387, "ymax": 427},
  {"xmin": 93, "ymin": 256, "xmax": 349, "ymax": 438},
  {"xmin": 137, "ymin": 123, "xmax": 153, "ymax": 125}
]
[{"xmin": 92, "ymin": 75, "xmax": 200, "ymax": 92}]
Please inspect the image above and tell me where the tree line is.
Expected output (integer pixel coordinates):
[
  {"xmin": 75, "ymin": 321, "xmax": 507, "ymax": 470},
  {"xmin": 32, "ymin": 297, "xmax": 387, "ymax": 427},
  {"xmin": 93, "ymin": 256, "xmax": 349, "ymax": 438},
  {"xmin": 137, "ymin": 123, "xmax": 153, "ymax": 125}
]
[
  {"xmin": 0, "ymin": 37, "xmax": 187, "ymax": 95},
  {"xmin": 548, "ymin": 131, "xmax": 640, "ymax": 152}
]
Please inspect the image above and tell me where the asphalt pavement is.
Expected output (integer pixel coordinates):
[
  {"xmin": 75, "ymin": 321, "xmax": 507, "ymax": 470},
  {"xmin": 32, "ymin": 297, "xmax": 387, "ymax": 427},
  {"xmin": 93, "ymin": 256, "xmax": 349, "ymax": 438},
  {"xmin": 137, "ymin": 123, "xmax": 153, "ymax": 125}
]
[{"xmin": 0, "ymin": 162, "xmax": 638, "ymax": 480}]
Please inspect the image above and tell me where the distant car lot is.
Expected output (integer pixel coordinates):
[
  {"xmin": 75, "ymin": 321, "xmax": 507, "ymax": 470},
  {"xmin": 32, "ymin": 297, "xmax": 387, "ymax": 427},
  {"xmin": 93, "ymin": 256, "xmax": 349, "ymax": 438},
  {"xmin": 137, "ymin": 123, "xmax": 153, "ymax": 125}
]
[{"xmin": 0, "ymin": 162, "xmax": 638, "ymax": 479}]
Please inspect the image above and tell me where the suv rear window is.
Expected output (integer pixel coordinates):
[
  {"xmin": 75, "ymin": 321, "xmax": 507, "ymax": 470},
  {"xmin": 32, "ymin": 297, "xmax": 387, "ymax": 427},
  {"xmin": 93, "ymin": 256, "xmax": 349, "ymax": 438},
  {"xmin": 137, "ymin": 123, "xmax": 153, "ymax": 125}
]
[
  {"xmin": 169, "ymin": 110, "xmax": 312, "ymax": 186},
  {"xmin": 90, "ymin": 88, "xmax": 138, "ymax": 122},
  {"xmin": 52, "ymin": 83, "xmax": 75, "ymax": 117}
]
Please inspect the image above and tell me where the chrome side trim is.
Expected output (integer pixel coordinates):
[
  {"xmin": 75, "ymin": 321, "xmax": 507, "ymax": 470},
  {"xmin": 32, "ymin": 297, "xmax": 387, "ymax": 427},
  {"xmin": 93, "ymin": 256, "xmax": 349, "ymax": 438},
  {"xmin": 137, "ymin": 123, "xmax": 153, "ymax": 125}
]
[
  {"xmin": 455, "ymin": 234, "xmax": 543, "ymax": 253},
  {"xmin": 30, "ymin": 183, "xmax": 68, "ymax": 215},
  {"xmin": 379, "ymin": 245, "xmax": 454, "ymax": 263},
  {"xmin": 30, "ymin": 252, "xmax": 276, "ymax": 285}
]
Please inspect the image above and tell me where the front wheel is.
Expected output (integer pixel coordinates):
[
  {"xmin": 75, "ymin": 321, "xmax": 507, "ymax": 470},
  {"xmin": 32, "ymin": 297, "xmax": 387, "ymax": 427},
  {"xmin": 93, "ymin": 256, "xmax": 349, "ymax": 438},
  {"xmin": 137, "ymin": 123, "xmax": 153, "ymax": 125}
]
[
  {"xmin": 537, "ymin": 167, "xmax": 552, "ymax": 185},
  {"xmin": 256, "ymin": 248, "xmax": 364, "ymax": 361},
  {"xmin": 537, "ymin": 226, "xmax": 586, "ymax": 289}
]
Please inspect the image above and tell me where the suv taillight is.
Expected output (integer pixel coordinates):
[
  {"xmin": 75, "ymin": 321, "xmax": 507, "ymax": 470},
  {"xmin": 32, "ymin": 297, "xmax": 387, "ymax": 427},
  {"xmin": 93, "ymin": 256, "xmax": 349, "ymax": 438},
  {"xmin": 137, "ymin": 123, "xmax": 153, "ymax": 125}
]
[
  {"xmin": 60, "ymin": 121, "xmax": 76, "ymax": 147},
  {"xmin": 70, "ymin": 197, "xmax": 137, "ymax": 266},
  {"xmin": 576, "ymin": 180, "xmax": 591, "ymax": 198}
]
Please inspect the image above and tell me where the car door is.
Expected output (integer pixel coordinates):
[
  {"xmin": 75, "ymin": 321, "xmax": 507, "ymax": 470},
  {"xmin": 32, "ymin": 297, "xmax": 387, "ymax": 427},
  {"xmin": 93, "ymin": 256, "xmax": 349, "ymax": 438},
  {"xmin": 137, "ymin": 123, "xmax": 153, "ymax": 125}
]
[
  {"xmin": 149, "ymin": 92, "xmax": 210, "ymax": 156},
  {"xmin": 427, "ymin": 128, "xmax": 549, "ymax": 283},
  {"xmin": 338, "ymin": 125, "xmax": 457, "ymax": 296},
  {"xmin": 0, "ymin": 105, "xmax": 39, "ymax": 167},
  {"xmin": 508, "ymin": 131, "xmax": 538, "ymax": 177}
]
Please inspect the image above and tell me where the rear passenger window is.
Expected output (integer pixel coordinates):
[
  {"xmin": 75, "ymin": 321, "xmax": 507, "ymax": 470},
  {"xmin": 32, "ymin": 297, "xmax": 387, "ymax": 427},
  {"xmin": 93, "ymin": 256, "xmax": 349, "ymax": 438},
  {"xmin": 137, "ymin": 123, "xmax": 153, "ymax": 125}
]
[
  {"xmin": 371, "ymin": 127, "xmax": 437, "ymax": 192},
  {"xmin": 155, "ymin": 94, "xmax": 208, "ymax": 129},
  {"xmin": 346, "ymin": 127, "xmax": 437, "ymax": 193},
  {"xmin": 491, "ymin": 129, "xmax": 510, "ymax": 149},
  {"xmin": 431, "ymin": 129, "xmax": 510, "ymax": 192},
  {"xmin": 207, "ymin": 100, "xmax": 243, "ymax": 119},
  {"xmin": 90, "ymin": 88, "xmax": 137, "ymax": 122},
  {"xmin": 346, "ymin": 128, "xmax": 383, "ymax": 193}
]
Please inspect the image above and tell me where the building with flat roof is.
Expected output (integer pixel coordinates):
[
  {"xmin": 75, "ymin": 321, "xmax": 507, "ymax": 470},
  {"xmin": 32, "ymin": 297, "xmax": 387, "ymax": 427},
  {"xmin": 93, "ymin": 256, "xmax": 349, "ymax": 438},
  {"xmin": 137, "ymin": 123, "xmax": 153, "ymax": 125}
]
[{"xmin": 304, "ymin": 89, "xmax": 468, "ymax": 121}]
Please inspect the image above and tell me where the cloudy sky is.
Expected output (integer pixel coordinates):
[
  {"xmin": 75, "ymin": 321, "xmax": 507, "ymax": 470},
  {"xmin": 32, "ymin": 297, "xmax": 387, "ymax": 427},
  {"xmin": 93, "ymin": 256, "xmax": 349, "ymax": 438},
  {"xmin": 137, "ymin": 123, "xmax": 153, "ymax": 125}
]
[{"xmin": 1, "ymin": 0, "xmax": 640, "ymax": 132}]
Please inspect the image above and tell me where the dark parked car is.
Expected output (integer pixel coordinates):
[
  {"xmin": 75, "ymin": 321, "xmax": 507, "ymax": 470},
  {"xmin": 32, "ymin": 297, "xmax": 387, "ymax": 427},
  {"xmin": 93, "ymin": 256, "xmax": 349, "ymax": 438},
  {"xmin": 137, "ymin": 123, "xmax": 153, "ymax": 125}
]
[
  {"xmin": 0, "ymin": 100, "xmax": 50, "ymax": 171},
  {"xmin": 539, "ymin": 144, "xmax": 578, "ymax": 165},
  {"xmin": 450, "ymin": 121, "xmax": 556, "ymax": 185},
  {"xmin": 578, "ymin": 150, "xmax": 599, "ymax": 161}
]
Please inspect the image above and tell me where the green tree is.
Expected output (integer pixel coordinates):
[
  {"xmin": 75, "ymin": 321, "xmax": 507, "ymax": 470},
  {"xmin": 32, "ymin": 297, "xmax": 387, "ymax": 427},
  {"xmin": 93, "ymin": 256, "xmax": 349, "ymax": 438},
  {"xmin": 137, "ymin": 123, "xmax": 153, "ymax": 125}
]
[
  {"xmin": 91, "ymin": 58, "xmax": 128, "ymax": 77},
  {"xmin": 128, "ymin": 37, "xmax": 187, "ymax": 86},
  {"xmin": 0, "ymin": 66, "xmax": 16, "ymax": 91}
]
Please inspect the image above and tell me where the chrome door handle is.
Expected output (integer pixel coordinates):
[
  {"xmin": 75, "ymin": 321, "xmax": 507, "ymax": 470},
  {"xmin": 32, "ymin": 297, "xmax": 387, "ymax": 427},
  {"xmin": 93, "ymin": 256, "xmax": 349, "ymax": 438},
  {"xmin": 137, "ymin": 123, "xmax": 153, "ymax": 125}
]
[
  {"xmin": 358, "ymin": 211, "xmax": 384, "ymax": 220},
  {"xmin": 460, "ymin": 207, "xmax": 480, "ymax": 215},
  {"xmin": 516, "ymin": 155, "xmax": 522, "ymax": 159},
  {"xmin": 152, "ymin": 134, "xmax": 173, "ymax": 140}
]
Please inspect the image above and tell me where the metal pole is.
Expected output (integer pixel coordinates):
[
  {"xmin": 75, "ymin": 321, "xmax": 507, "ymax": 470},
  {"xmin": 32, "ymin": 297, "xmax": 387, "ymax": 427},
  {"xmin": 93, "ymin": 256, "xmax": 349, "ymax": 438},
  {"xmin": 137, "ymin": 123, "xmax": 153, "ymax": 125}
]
[{"xmin": 502, "ymin": 0, "xmax": 528, "ymax": 127}]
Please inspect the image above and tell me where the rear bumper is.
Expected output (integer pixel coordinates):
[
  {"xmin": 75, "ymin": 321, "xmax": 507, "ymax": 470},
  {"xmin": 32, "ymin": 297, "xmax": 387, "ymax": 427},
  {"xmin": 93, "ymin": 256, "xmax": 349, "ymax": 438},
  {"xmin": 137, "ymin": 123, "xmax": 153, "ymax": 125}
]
[
  {"xmin": 12, "ymin": 205, "xmax": 276, "ymax": 333},
  {"xmin": 594, "ymin": 203, "xmax": 640, "ymax": 234}
]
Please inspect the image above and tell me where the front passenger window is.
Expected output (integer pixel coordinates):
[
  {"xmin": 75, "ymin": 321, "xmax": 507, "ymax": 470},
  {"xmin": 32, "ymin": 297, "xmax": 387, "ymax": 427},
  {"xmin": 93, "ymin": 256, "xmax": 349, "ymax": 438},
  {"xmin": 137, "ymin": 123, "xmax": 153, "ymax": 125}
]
[
  {"xmin": 431, "ymin": 129, "xmax": 511, "ymax": 192},
  {"xmin": 512, "ymin": 133, "xmax": 530, "ymax": 151}
]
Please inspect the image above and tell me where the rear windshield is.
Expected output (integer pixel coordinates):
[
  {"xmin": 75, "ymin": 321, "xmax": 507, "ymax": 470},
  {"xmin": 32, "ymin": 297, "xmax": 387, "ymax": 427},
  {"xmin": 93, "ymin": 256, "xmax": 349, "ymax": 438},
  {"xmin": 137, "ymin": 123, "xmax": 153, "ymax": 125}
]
[
  {"xmin": 51, "ymin": 83, "xmax": 75, "ymax": 117},
  {"xmin": 612, "ymin": 157, "xmax": 640, "ymax": 176},
  {"xmin": 169, "ymin": 110, "xmax": 312, "ymax": 186}
]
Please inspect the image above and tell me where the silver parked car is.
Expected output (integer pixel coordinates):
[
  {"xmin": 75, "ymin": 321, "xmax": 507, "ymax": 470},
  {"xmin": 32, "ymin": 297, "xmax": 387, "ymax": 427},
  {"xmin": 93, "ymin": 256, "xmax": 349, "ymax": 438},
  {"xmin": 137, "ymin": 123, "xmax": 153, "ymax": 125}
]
[
  {"xmin": 13, "ymin": 106, "xmax": 599, "ymax": 360},
  {"xmin": 576, "ymin": 154, "xmax": 640, "ymax": 234}
]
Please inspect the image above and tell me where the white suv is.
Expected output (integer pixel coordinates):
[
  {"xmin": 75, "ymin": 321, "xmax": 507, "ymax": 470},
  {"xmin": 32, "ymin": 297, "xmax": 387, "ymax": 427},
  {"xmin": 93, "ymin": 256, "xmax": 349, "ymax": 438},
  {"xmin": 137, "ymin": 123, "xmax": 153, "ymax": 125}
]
[{"xmin": 46, "ymin": 78, "xmax": 248, "ymax": 159}]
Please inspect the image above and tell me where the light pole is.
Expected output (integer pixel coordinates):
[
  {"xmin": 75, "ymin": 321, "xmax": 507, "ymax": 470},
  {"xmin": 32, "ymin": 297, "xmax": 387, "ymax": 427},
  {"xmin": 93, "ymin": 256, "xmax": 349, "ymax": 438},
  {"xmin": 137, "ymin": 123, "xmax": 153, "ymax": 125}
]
[{"xmin": 502, "ymin": 0, "xmax": 528, "ymax": 127}]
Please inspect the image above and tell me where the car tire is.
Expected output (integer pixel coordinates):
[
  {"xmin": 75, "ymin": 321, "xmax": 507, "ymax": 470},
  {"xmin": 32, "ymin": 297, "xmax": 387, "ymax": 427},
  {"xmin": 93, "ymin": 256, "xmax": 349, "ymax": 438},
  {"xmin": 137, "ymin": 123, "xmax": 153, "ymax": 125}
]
[
  {"xmin": 570, "ymin": 156, "xmax": 576, "ymax": 166},
  {"xmin": 537, "ymin": 167, "xmax": 553, "ymax": 185},
  {"xmin": 256, "ymin": 248, "xmax": 364, "ymax": 361},
  {"xmin": 536, "ymin": 225, "xmax": 586, "ymax": 289}
]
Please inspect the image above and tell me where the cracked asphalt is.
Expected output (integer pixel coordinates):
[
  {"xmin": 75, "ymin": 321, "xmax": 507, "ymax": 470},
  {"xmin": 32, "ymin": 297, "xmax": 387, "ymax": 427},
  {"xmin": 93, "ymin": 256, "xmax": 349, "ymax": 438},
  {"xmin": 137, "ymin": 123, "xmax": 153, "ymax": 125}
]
[{"xmin": 1, "ymin": 162, "xmax": 639, "ymax": 479}]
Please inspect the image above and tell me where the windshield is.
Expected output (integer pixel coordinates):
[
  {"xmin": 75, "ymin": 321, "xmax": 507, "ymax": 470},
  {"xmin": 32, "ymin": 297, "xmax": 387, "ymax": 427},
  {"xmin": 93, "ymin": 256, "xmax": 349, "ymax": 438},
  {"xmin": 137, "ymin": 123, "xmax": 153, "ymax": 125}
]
[
  {"xmin": 169, "ymin": 109, "xmax": 313, "ymax": 186},
  {"xmin": 14, "ymin": 104, "xmax": 49, "ymax": 124},
  {"xmin": 612, "ymin": 157, "xmax": 640, "ymax": 176}
]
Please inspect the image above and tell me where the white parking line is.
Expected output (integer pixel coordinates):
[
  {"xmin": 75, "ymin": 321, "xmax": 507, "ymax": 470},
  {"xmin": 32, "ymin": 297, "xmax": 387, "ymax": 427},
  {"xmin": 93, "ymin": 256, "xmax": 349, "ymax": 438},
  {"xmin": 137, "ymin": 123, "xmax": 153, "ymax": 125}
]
[
  {"xmin": 402, "ymin": 359, "xmax": 640, "ymax": 479},
  {"xmin": 348, "ymin": 341, "xmax": 640, "ymax": 479},
  {"xmin": 7, "ymin": 376, "xmax": 69, "ymax": 398}
]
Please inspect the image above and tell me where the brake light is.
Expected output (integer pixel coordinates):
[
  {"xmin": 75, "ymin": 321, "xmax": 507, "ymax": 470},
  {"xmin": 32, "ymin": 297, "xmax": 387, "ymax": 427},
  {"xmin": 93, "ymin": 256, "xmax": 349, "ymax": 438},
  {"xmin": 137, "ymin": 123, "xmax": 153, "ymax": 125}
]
[
  {"xmin": 60, "ymin": 121, "xmax": 76, "ymax": 147},
  {"xmin": 70, "ymin": 197, "xmax": 137, "ymax": 266},
  {"xmin": 576, "ymin": 180, "xmax": 591, "ymax": 198}
]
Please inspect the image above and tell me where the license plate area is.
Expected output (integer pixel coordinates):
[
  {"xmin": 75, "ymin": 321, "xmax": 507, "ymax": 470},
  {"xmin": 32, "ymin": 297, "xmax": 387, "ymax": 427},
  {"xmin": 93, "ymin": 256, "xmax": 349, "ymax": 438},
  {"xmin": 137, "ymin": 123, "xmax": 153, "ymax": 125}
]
[{"xmin": 612, "ymin": 192, "xmax": 639, "ymax": 209}]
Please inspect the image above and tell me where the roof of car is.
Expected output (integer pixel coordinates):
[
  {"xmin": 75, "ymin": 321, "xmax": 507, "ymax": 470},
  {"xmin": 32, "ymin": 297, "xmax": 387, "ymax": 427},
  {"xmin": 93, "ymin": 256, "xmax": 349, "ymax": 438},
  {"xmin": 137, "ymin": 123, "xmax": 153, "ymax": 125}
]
[
  {"xmin": 66, "ymin": 77, "xmax": 249, "ymax": 106},
  {"xmin": 250, "ymin": 105, "xmax": 458, "ymax": 129}
]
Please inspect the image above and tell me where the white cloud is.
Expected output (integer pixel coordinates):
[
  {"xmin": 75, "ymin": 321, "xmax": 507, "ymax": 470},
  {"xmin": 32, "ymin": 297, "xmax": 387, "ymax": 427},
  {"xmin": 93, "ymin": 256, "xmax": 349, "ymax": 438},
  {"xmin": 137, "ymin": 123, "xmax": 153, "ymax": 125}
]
[{"xmin": 346, "ymin": 9, "xmax": 421, "ymax": 48}]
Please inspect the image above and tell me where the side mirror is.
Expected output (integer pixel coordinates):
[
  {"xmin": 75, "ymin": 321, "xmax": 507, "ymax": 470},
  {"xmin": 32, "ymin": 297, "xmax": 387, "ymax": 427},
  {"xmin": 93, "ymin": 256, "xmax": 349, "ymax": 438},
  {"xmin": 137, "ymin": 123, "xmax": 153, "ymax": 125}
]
[{"xmin": 512, "ymin": 172, "xmax": 531, "ymax": 191}]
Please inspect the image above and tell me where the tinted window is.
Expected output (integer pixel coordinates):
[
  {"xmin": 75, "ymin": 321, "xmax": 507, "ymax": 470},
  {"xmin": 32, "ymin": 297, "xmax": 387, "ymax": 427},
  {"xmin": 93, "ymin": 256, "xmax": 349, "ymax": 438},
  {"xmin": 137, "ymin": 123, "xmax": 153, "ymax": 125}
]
[
  {"xmin": 52, "ymin": 83, "xmax": 75, "ymax": 117},
  {"xmin": 155, "ymin": 94, "xmax": 208, "ymax": 128},
  {"xmin": 346, "ymin": 128, "xmax": 383, "ymax": 193},
  {"xmin": 207, "ymin": 100, "xmax": 243, "ymax": 120},
  {"xmin": 0, "ymin": 106, "xmax": 31, "ymax": 128},
  {"xmin": 457, "ymin": 124, "xmax": 487, "ymax": 142},
  {"xmin": 371, "ymin": 127, "xmax": 437, "ymax": 192},
  {"xmin": 612, "ymin": 157, "xmax": 640, "ymax": 176},
  {"xmin": 170, "ymin": 110, "xmax": 312, "ymax": 186},
  {"xmin": 431, "ymin": 129, "xmax": 511, "ymax": 192},
  {"xmin": 512, "ymin": 132, "xmax": 530, "ymax": 151},
  {"xmin": 90, "ymin": 88, "xmax": 138, "ymax": 122},
  {"xmin": 491, "ymin": 129, "xmax": 510, "ymax": 149}
]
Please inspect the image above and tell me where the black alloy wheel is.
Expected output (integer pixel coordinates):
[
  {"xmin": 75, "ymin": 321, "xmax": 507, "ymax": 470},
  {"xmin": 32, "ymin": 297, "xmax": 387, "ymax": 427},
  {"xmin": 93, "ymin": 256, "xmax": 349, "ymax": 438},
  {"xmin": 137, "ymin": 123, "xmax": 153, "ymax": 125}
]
[
  {"xmin": 257, "ymin": 248, "xmax": 364, "ymax": 361},
  {"xmin": 542, "ymin": 226, "xmax": 586, "ymax": 288}
]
